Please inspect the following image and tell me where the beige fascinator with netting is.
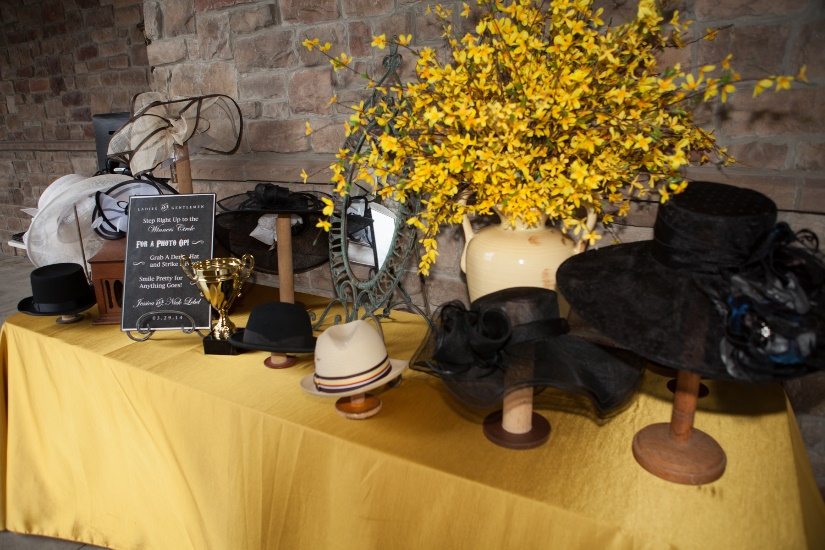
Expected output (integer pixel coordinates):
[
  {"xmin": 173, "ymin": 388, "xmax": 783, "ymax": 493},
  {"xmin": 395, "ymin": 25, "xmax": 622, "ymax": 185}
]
[{"xmin": 107, "ymin": 92, "xmax": 243, "ymax": 176}]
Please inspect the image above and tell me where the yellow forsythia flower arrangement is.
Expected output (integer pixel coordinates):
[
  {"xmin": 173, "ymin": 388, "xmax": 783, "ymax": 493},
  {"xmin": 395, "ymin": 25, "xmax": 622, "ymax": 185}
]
[{"xmin": 304, "ymin": 0, "xmax": 804, "ymax": 275}]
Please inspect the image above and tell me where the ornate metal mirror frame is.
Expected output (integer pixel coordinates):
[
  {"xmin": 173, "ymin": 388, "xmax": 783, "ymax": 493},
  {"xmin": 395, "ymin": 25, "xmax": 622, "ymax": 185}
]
[{"xmin": 314, "ymin": 45, "xmax": 430, "ymax": 329}]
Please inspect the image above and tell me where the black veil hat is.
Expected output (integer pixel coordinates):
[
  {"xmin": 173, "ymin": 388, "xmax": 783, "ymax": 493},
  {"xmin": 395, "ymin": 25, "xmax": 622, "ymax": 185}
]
[
  {"xmin": 557, "ymin": 181, "xmax": 825, "ymax": 382},
  {"xmin": 215, "ymin": 183, "xmax": 329, "ymax": 274},
  {"xmin": 413, "ymin": 287, "xmax": 644, "ymax": 415}
]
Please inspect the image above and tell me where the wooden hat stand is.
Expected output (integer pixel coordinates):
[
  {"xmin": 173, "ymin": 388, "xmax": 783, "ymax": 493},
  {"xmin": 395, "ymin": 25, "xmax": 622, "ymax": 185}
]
[
  {"xmin": 333, "ymin": 323, "xmax": 394, "ymax": 421},
  {"xmin": 483, "ymin": 386, "xmax": 550, "ymax": 449},
  {"xmin": 263, "ymin": 214, "xmax": 301, "ymax": 369},
  {"xmin": 632, "ymin": 369, "xmax": 726, "ymax": 485},
  {"xmin": 335, "ymin": 393, "xmax": 383, "ymax": 420}
]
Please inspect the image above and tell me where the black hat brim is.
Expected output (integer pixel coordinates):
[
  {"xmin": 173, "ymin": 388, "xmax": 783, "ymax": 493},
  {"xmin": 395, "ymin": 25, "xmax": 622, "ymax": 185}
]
[
  {"xmin": 17, "ymin": 295, "xmax": 96, "ymax": 317},
  {"xmin": 228, "ymin": 329, "xmax": 316, "ymax": 354},
  {"xmin": 557, "ymin": 241, "xmax": 736, "ymax": 379},
  {"xmin": 214, "ymin": 211, "xmax": 328, "ymax": 275},
  {"xmin": 433, "ymin": 334, "xmax": 644, "ymax": 414}
]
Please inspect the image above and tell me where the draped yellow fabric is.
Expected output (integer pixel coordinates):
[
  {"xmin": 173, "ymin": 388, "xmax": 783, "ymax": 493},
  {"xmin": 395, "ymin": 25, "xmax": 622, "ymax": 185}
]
[{"xmin": 1, "ymin": 287, "xmax": 823, "ymax": 549}]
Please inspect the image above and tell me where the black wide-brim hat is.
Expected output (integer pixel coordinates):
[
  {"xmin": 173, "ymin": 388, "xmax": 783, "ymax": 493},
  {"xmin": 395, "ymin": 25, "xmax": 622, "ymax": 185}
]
[
  {"xmin": 215, "ymin": 183, "xmax": 329, "ymax": 275},
  {"xmin": 18, "ymin": 262, "xmax": 96, "ymax": 316},
  {"xmin": 414, "ymin": 287, "xmax": 644, "ymax": 415},
  {"xmin": 229, "ymin": 301, "xmax": 316, "ymax": 353},
  {"xmin": 557, "ymin": 181, "xmax": 825, "ymax": 382}
]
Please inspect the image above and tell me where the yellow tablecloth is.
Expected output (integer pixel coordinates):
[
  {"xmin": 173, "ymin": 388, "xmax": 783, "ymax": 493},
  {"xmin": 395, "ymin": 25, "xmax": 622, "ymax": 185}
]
[{"xmin": 1, "ymin": 287, "xmax": 824, "ymax": 549}]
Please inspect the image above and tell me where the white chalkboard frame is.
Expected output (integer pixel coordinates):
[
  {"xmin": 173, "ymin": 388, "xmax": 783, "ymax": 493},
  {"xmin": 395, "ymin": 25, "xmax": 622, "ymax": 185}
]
[{"xmin": 121, "ymin": 193, "xmax": 216, "ymax": 333}]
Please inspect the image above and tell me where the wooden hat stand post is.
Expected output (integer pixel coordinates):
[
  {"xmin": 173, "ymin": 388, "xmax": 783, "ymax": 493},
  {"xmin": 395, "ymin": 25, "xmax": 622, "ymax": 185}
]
[
  {"xmin": 483, "ymin": 386, "xmax": 551, "ymax": 449},
  {"xmin": 632, "ymin": 369, "xmax": 726, "ymax": 485},
  {"xmin": 263, "ymin": 214, "xmax": 300, "ymax": 369}
]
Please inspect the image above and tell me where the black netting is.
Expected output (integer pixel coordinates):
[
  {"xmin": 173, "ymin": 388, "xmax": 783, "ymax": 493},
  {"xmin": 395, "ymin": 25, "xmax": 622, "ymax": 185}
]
[{"xmin": 413, "ymin": 287, "xmax": 644, "ymax": 415}]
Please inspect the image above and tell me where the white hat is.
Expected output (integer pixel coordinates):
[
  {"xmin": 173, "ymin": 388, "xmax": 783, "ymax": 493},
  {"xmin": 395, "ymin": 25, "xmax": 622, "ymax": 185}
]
[
  {"xmin": 37, "ymin": 173, "xmax": 87, "ymax": 211},
  {"xmin": 300, "ymin": 320, "xmax": 408, "ymax": 398},
  {"xmin": 24, "ymin": 173, "xmax": 132, "ymax": 269},
  {"xmin": 107, "ymin": 92, "xmax": 242, "ymax": 176},
  {"xmin": 18, "ymin": 174, "xmax": 87, "ymax": 220}
]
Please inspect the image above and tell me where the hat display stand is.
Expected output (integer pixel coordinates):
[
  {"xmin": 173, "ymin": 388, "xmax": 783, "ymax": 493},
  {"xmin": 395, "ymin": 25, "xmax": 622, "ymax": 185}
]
[
  {"xmin": 214, "ymin": 184, "xmax": 332, "ymax": 366},
  {"xmin": 302, "ymin": 320, "xmax": 405, "ymax": 420},
  {"xmin": 666, "ymin": 377, "xmax": 710, "ymax": 399},
  {"xmin": 330, "ymin": 316, "xmax": 384, "ymax": 419},
  {"xmin": 263, "ymin": 214, "xmax": 300, "ymax": 369},
  {"xmin": 335, "ymin": 393, "xmax": 383, "ymax": 420},
  {"xmin": 483, "ymin": 386, "xmax": 551, "ymax": 449},
  {"xmin": 632, "ymin": 369, "xmax": 726, "ymax": 485},
  {"xmin": 55, "ymin": 313, "xmax": 84, "ymax": 324},
  {"xmin": 172, "ymin": 143, "xmax": 193, "ymax": 194}
]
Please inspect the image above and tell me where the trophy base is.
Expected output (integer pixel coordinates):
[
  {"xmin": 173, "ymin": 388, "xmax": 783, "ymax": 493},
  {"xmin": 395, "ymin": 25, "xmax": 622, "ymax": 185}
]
[{"xmin": 203, "ymin": 335, "xmax": 241, "ymax": 355}]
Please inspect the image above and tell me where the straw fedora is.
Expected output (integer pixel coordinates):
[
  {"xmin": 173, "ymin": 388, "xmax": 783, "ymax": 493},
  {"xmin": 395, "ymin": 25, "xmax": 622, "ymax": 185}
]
[
  {"xmin": 18, "ymin": 263, "xmax": 96, "ymax": 316},
  {"xmin": 557, "ymin": 181, "xmax": 825, "ymax": 382},
  {"xmin": 229, "ymin": 301, "xmax": 316, "ymax": 353},
  {"xmin": 300, "ymin": 320, "xmax": 407, "ymax": 397}
]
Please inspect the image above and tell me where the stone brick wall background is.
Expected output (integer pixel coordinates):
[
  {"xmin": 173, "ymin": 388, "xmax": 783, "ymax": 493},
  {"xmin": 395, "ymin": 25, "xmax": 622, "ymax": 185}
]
[
  {"xmin": 1, "ymin": 0, "xmax": 824, "ymax": 305},
  {"xmin": 0, "ymin": 0, "xmax": 150, "ymax": 253}
]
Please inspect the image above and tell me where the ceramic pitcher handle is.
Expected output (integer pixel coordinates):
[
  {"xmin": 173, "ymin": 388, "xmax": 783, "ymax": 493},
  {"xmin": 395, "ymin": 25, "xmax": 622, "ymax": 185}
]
[
  {"xmin": 458, "ymin": 193, "xmax": 474, "ymax": 273},
  {"xmin": 180, "ymin": 254, "xmax": 196, "ymax": 281}
]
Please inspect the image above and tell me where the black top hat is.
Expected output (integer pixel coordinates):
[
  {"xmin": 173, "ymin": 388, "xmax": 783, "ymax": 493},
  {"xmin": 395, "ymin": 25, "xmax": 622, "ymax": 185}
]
[
  {"xmin": 215, "ymin": 183, "xmax": 329, "ymax": 275},
  {"xmin": 18, "ymin": 263, "xmax": 96, "ymax": 316},
  {"xmin": 414, "ymin": 287, "xmax": 644, "ymax": 415},
  {"xmin": 557, "ymin": 181, "xmax": 825, "ymax": 382},
  {"xmin": 229, "ymin": 301, "xmax": 316, "ymax": 353}
]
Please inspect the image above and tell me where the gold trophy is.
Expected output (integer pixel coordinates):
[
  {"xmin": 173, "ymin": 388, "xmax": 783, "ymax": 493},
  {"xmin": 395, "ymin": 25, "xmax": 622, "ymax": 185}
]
[{"xmin": 180, "ymin": 254, "xmax": 255, "ymax": 354}]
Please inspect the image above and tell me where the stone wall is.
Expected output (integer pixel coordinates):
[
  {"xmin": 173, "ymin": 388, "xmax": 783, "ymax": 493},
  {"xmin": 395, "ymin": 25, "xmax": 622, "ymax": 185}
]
[
  {"xmin": 138, "ymin": 0, "xmax": 825, "ymax": 306},
  {"xmin": 1, "ymin": 0, "xmax": 824, "ymax": 304},
  {"xmin": 0, "ymin": 0, "xmax": 150, "ymax": 254}
]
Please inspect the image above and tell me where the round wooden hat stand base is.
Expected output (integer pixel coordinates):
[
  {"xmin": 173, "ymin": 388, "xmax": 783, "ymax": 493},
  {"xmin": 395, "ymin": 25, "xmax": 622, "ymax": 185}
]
[
  {"xmin": 667, "ymin": 378, "xmax": 710, "ymax": 398},
  {"xmin": 482, "ymin": 386, "xmax": 550, "ymax": 450},
  {"xmin": 264, "ymin": 352, "xmax": 298, "ymax": 369},
  {"xmin": 335, "ymin": 393, "xmax": 382, "ymax": 420},
  {"xmin": 634, "ymin": 369, "xmax": 726, "ymax": 485},
  {"xmin": 632, "ymin": 423, "xmax": 726, "ymax": 485},
  {"xmin": 56, "ymin": 313, "xmax": 85, "ymax": 324},
  {"xmin": 483, "ymin": 410, "xmax": 550, "ymax": 449}
]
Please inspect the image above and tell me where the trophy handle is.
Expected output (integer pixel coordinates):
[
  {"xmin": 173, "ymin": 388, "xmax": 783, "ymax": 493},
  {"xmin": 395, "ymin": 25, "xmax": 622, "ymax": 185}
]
[
  {"xmin": 180, "ymin": 254, "xmax": 196, "ymax": 281},
  {"xmin": 233, "ymin": 253, "xmax": 255, "ymax": 303},
  {"xmin": 239, "ymin": 253, "xmax": 255, "ymax": 280}
]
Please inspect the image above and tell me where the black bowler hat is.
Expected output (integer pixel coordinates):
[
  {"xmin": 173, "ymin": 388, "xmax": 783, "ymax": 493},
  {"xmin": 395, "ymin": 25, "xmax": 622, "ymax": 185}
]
[
  {"xmin": 229, "ymin": 301, "xmax": 316, "ymax": 353},
  {"xmin": 557, "ymin": 181, "xmax": 825, "ymax": 382},
  {"xmin": 18, "ymin": 263, "xmax": 96, "ymax": 316}
]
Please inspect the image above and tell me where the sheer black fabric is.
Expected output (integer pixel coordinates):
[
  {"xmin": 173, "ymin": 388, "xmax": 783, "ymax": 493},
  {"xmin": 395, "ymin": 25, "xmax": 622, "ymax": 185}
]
[
  {"xmin": 214, "ymin": 184, "xmax": 330, "ymax": 275},
  {"xmin": 558, "ymin": 181, "xmax": 825, "ymax": 382},
  {"xmin": 413, "ymin": 287, "xmax": 644, "ymax": 414}
]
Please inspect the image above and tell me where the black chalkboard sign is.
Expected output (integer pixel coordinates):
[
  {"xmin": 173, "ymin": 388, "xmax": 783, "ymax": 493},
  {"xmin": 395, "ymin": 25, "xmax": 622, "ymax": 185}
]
[{"xmin": 121, "ymin": 193, "xmax": 215, "ymax": 332}]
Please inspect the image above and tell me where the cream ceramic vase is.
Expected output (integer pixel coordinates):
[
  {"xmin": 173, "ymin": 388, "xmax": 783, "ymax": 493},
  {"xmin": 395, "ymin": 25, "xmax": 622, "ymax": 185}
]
[{"xmin": 461, "ymin": 208, "xmax": 590, "ymax": 303}]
